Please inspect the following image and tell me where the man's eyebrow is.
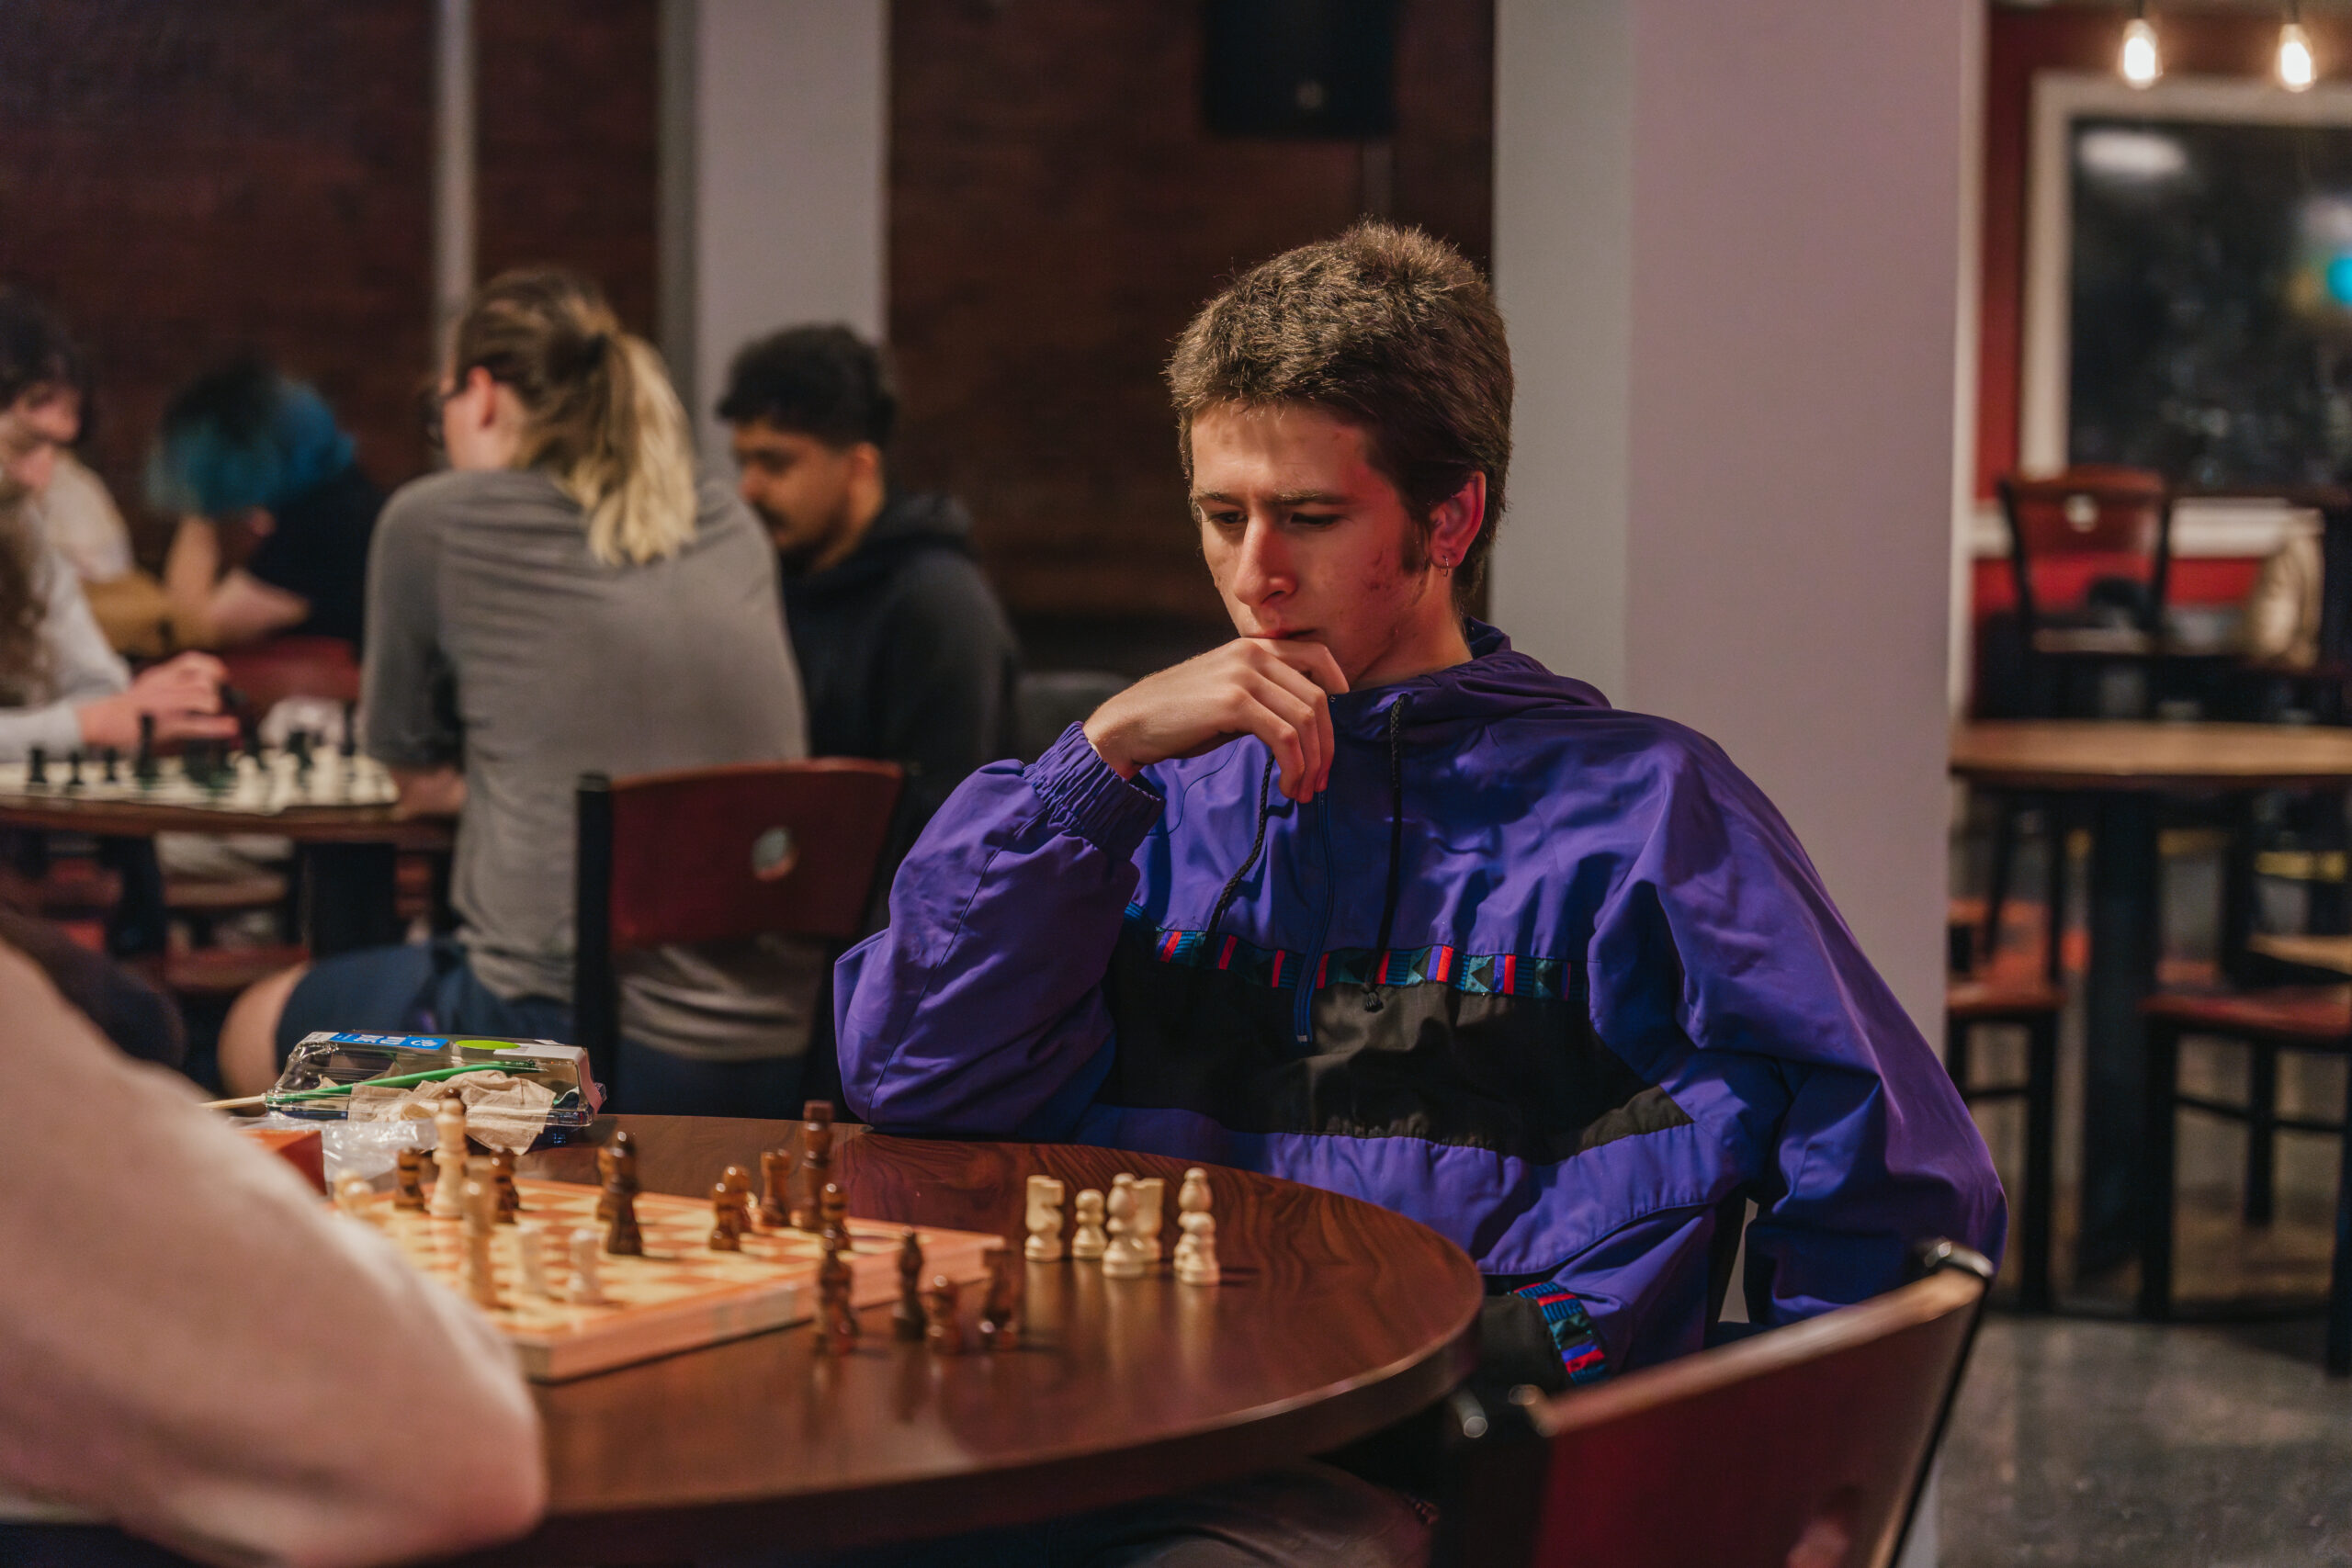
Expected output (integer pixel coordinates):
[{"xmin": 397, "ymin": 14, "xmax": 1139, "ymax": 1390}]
[{"xmin": 1188, "ymin": 489, "xmax": 1351, "ymax": 507}]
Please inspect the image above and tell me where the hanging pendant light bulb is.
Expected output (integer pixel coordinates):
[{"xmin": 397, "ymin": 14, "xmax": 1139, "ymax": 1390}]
[
  {"xmin": 2120, "ymin": 5, "xmax": 2162, "ymax": 89},
  {"xmin": 2279, "ymin": 5, "xmax": 2317, "ymax": 93}
]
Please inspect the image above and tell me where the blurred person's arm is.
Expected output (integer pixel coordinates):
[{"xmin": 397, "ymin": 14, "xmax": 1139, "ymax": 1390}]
[
  {"xmin": 0, "ymin": 548, "xmax": 131, "ymax": 760},
  {"xmin": 390, "ymin": 763, "xmax": 465, "ymax": 818},
  {"xmin": 163, "ymin": 516, "xmax": 310, "ymax": 649},
  {"xmin": 0, "ymin": 942, "xmax": 545, "ymax": 1566}
]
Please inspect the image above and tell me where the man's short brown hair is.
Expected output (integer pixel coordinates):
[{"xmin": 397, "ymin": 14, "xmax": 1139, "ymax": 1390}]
[{"xmin": 1166, "ymin": 221, "xmax": 1512, "ymax": 601}]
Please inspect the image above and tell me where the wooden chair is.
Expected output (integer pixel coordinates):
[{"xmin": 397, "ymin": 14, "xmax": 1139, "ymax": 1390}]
[
  {"xmin": 1441, "ymin": 1243, "xmax": 1994, "ymax": 1568},
  {"xmin": 572, "ymin": 760, "xmax": 905, "ymax": 1110},
  {"xmin": 1997, "ymin": 466, "xmax": 2173, "ymax": 661},
  {"xmin": 2138, "ymin": 986, "xmax": 2352, "ymax": 1374},
  {"xmin": 1946, "ymin": 975, "xmax": 2062, "ymax": 1311}
]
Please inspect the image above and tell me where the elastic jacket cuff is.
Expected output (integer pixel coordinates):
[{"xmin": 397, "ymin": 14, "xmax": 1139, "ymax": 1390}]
[{"xmin": 1028, "ymin": 723, "xmax": 1164, "ymax": 859}]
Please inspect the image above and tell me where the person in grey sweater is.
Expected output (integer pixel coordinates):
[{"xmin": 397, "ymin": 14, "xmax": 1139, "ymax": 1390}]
[{"xmin": 218, "ymin": 270, "xmax": 819, "ymax": 1117}]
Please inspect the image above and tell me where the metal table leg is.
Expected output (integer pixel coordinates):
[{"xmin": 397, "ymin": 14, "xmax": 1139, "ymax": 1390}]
[{"xmin": 2081, "ymin": 790, "xmax": 2161, "ymax": 1274}]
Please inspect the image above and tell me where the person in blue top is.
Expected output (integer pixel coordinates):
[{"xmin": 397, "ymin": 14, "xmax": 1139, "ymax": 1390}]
[{"xmin": 829, "ymin": 222, "xmax": 2004, "ymax": 1567}]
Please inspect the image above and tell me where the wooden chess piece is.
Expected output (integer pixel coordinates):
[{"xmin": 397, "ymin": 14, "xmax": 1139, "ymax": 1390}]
[
  {"xmin": 978, "ymin": 1246, "xmax": 1023, "ymax": 1352},
  {"xmin": 567, "ymin": 1227, "xmax": 609, "ymax": 1304},
  {"xmin": 816, "ymin": 1244, "xmax": 859, "ymax": 1355},
  {"xmin": 758, "ymin": 1147, "xmax": 792, "ymax": 1227},
  {"xmin": 818, "ymin": 1180, "xmax": 850, "ymax": 1256},
  {"xmin": 489, "ymin": 1148, "xmax": 519, "ymax": 1224},
  {"xmin": 894, "ymin": 1231, "xmax": 926, "ymax": 1341},
  {"xmin": 1175, "ymin": 1211, "xmax": 1222, "ymax": 1286},
  {"xmin": 1023, "ymin": 1175, "xmax": 1067, "ymax": 1262},
  {"xmin": 1130, "ymin": 1177, "xmax": 1166, "ymax": 1265},
  {"xmin": 514, "ymin": 1220, "xmax": 553, "ymax": 1299},
  {"xmin": 393, "ymin": 1146, "xmax": 427, "ymax": 1210},
  {"xmin": 1071, "ymin": 1189, "xmax": 1108, "ymax": 1260},
  {"xmin": 1101, "ymin": 1174, "xmax": 1145, "ymax": 1278},
  {"xmin": 721, "ymin": 1165, "xmax": 752, "ymax": 1234},
  {"xmin": 333, "ymin": 1169, "xmax": 373, "ymax": 1219},
  {"xmin": 791, "ymin": 1101, "xmax": 834, "ymax": 1232},
  {"xmin": 458, "ymin": 1169, "xmax": 500, "ymax": 1309},
  {"xmin": 603, "ymin": 1143, "xmax": 644, "ymax": 1258},
  {"xmin": 709, "ymin": 1176, "xmax": 743, "ymax": 1251},
  {"xmin": 922, "ymin": 1274, "xmax": 964, "ymax": 1355},
  {"xmin": 595, "ymin": 1144, "xmax": 618, "ymax": 1222},
  {"xmin": 428, "ymin": 1095, "xmax": 469, "ymax": 1219}
]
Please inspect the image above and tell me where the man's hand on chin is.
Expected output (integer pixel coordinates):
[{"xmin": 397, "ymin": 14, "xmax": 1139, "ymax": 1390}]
[{"xmin": 1080, "ymin": 637, "xmax": 1349, "ymax": 802}]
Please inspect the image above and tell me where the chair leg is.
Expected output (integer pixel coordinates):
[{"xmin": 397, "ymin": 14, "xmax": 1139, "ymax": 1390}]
[
  {"xmin": 2022, "ymin": 1011, "xmax": 2059, "ymax": 1314},
  {"xmin": 2138, "ymin": 1020, "xmax": 2180, "ymax": 1320},
  {"xmin": 2041, "ymin": 795, "xmax": 2071, "ymax": 985},
  {"xmin": 1984, "ymin": 795, "xmax": 2018, "ymax": 961},
  {"xmin": 2246, "ymin": 1041, "xmax": 2279, "ymax": 1226},
  {"xmin": 2330, "ymin": 1065, "xmax": 2352, "ymax": 1378}
]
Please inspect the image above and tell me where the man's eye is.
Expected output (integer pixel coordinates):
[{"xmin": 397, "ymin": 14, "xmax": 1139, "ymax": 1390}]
[
  {"xmin": 1203, "ymin": 511, "xmax": 1244, "ymax": 528},
  {"xmin": 1289, "ymin": 512, "xmax": 1342, "ymax": 527}
]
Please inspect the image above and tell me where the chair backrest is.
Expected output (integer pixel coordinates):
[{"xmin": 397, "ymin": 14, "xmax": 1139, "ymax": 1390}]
[
  {"xmin": 1014, "ymin": 670, "xmax": 1132, "ymax": 762},
  {"xmin": 1514, "ymin": 1245, "xmax": 1991, "ymax": 1568},
  {"xmin": 1997, "ymin": 466, "xmax": 2172, "ymax": 631},
  {"xmin": 220, "ymin": 635, "xmax": 361, "ymax": 711},
  {"xmin": 572, "ymin": 759, "xmax": 906, "ymax": 1098}
]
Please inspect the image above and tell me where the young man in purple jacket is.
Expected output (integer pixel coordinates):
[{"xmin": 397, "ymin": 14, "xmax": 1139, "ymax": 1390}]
[{"xmin": 833, "ymin": 222, "xmax": 2001, "ymax": 1560}]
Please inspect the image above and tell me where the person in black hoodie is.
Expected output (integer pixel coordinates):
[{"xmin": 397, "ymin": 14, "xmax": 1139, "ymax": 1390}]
[{"xmin": 718, "ymin": 326, "xmax": 1020, "ymax": 876}]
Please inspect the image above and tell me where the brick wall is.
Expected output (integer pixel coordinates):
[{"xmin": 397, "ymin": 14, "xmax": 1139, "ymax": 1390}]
[
  {"xmin": 0, "ymin": 1, "xmax": 658, "ymax": 561},
  {"xmin": 888, "ymin": 0, "xmax": 1496, "ymax": 641}
]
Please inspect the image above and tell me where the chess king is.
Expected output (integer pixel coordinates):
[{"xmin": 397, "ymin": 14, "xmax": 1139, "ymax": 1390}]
[{"xmin": 832, "ymin": 222, "xmax": 2002, "ymax": 1554}]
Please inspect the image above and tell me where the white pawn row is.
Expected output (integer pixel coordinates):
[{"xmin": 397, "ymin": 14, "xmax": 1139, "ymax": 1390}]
[{"xmin": 1021, "ymin": 1168, "xmax": 1217, "ymax": 1286}]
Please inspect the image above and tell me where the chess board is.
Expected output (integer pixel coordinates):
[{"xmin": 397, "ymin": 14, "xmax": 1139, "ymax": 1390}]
[
  {"xmin": 0, "ymin": 747, "xmax": 397, "ymax": 815},
  {"xmin": 355, "ymin": 1177, "xmax": 1000, "ymax": 1381}
]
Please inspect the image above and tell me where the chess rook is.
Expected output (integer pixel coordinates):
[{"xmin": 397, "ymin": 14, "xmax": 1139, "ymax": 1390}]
[{"xmin": 758, "ymin": 1147, "xmax": 792, "ymax": 1228}]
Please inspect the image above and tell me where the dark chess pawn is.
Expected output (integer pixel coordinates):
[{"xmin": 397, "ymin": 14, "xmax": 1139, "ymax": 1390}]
[
  {"xmin": 101, "ymin": 746, "xmax": 119, "ymax": 784},
  {"xmin": 710, "ymin": 1176, "xmax": 742, "ymax": 1251},
  {"xmin": 393, "ymin": 1146, "xmax": 427, "ymax": 1211},
  {"xmin": 893, "ymin": 1231, "xmax": 925, "ymax": 1341},
  {"xmin": 758, "ymin": 1146, "xmax": 792, "ymax": 1228},
  {"xmin": 64, "ymin": 749, "xmax": 83, "ymax": 788},
  {"xmin": 489, "ymin": 1148, "xmax": 520, "ymax": 1224},
  {"xmin": 815, "ymin": 1245, "xmax": 859, "ymax": 1355},
  {"xmin": 977, "ymin": 1246, "xmax": 1023, "ymax": 1352},
  {"xmin": 922, "ymin": 1275, "xmax": 964, "ymax": 1356},
  {"xmin": 27, "ymin": 745, "xmax": 44, "ymax": 785},
  {"xmin": 134, "ymin": 714, "xmax": 157, "ymax": 784},
  {"xmin": 818, "ymin": 1180, "xmax": 850, "ymax": 1257}
]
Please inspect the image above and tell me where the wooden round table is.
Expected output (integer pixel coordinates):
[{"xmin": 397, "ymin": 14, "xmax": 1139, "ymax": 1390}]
[
  {"xmin": 0, "ymin": 794, "xmax": 450, "ymax": 956},
  {"xmin": 462, "ymin": 1115, "xmax": 1484, "ymax": 1563},
  {"xmin": 1951, "ymin": 720, "xmax": 2352, "ymax": 1277}
]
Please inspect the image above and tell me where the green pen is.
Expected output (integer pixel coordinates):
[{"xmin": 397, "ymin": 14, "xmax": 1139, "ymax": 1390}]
[{"xmin": 271, "ymin": 1060, "xmax": 547, "ymax": 1104}]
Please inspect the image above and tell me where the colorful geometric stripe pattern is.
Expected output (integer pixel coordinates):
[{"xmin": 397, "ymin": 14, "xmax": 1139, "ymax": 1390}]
[
  {"xmin": 1513, "ymin": 1281, "xmax": 1611, "ymax": 1384},
  {"xmin": 1124, "ymin": 907, "xmax": 1568, "ymax": 1000}
]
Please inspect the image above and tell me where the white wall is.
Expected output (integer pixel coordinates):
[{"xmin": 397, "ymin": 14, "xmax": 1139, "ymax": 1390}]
[
  {"xmin": 664, "ymin": 0, "xmax": 888, "ymax": 464},
  {"xmin": 1493, "ymin": 0, "xmax": 1975, "ymax": 1052}
]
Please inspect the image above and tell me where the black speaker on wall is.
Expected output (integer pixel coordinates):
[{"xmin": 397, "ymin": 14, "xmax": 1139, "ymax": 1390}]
[{"xmin": 1202, "ymin": 0, "xmax": 1397, "ymax": 139}]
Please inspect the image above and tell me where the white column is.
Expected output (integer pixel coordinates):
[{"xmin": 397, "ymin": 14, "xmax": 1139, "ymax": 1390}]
[
  {"xmin": 664, "ymin": 0, "xmax": 888, "ymax": 461},
  {"xmin": 1493, "ymin": 0, "xmax": 1974, "ymax": 1055},
  {"xmin": 431, "ymin": 0, "xmax": 476, "ymax": 355}
]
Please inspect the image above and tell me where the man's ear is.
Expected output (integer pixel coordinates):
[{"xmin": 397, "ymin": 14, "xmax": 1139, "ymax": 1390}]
[
  {"xmin": 1428, "ymin": 473, "xmax": 1486, "ymax": 570},
  {"xmin": 851, "ymin": 441, "xmax": 885, "ymax": 484}
]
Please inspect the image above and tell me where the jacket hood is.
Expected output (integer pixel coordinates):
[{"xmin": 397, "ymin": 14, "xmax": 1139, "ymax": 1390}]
[
  {"xmin": 786, "ymin": 490, "xmax": 973, "ymax": 595},
  {"xmin": 1329, "ymin": 618, "xmax": 1612, "ymax": 741}
]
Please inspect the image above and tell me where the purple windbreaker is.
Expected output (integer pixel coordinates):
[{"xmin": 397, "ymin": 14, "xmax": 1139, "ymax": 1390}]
[{"xmin": 837, "ymin": 621, "xmax": 2005, "ymax": 1375}]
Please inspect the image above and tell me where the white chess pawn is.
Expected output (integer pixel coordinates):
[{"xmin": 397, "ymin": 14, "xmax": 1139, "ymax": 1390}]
[
  {"xmin": 567, "ymin": 1226, "xmax": 609, "ymax": 1304},
  {"xmin": 1179, "ymin": 1168, "xmax": 1213, "ymax": 1221},
  {"xmin": 514, "ymin": 1220, "xmax": 552, "ymax": 1299},
  {"xmin": 333, "ymin": 1169, "xmax": 374, "ymax": 1219},
  {"xmin": 1071, "ymin": 1189, "xmax": 1108, "ymax": 1261},
  {"xmin": 1023, "ymin": 1175, "xmax": 1067, "ymax": 1262},
  {"xmin": 1174, "ymin": 1211, "xmax": 1221, "ymax": 1286},
  {"xmin": 428, "ymin": 1096, "xmax": 469, "ymax": 1218},
  {"xmin": 1102, "ymin": 1174, "xmax": 1146, "ymax": 1279}
]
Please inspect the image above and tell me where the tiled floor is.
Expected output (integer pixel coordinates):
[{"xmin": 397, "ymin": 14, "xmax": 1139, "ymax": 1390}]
[{"xmin": 1942, "ymin": 1308, "xmax": 2352, "ymax": 1566}]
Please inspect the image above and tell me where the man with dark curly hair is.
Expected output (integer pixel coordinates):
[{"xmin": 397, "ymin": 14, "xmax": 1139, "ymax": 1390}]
[{"xmin": 831, "ymin": 224, "xmax": 2003, "ymax": 1564}]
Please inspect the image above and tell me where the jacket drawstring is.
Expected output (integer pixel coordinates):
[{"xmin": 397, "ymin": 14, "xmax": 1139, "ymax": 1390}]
[
  {"xmin": 1204, "ymin": 754, "xmax": 1277, "ymax": 944},
  {"xmin": 1364, "ymin": 694, "xmax": 1411, "ymax": 1013}
]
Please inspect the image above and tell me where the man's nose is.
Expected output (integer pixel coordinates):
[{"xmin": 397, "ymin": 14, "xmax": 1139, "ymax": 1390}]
[{"xmin": 1228, "ymin": 516, "xmax": 1293, "ymax": 604}]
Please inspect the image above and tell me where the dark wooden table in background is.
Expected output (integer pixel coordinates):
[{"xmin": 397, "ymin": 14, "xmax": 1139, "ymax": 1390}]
[
  {"xmin": 0, "ymin": 793, "xmax": 450, "ymax": 956},
  {"xmin": 458, "ymin": 1114, "xmax": 1484, "ymax": 1564},
  {"xmin": 1951, "ymin": 720, "xmax": 2352, "ymax": 1276}
]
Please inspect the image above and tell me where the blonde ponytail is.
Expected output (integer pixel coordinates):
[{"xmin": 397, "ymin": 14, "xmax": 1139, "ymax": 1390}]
[{"xmin": 450, "ymin": 270, "xmax": 699, "ymax": 565}]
